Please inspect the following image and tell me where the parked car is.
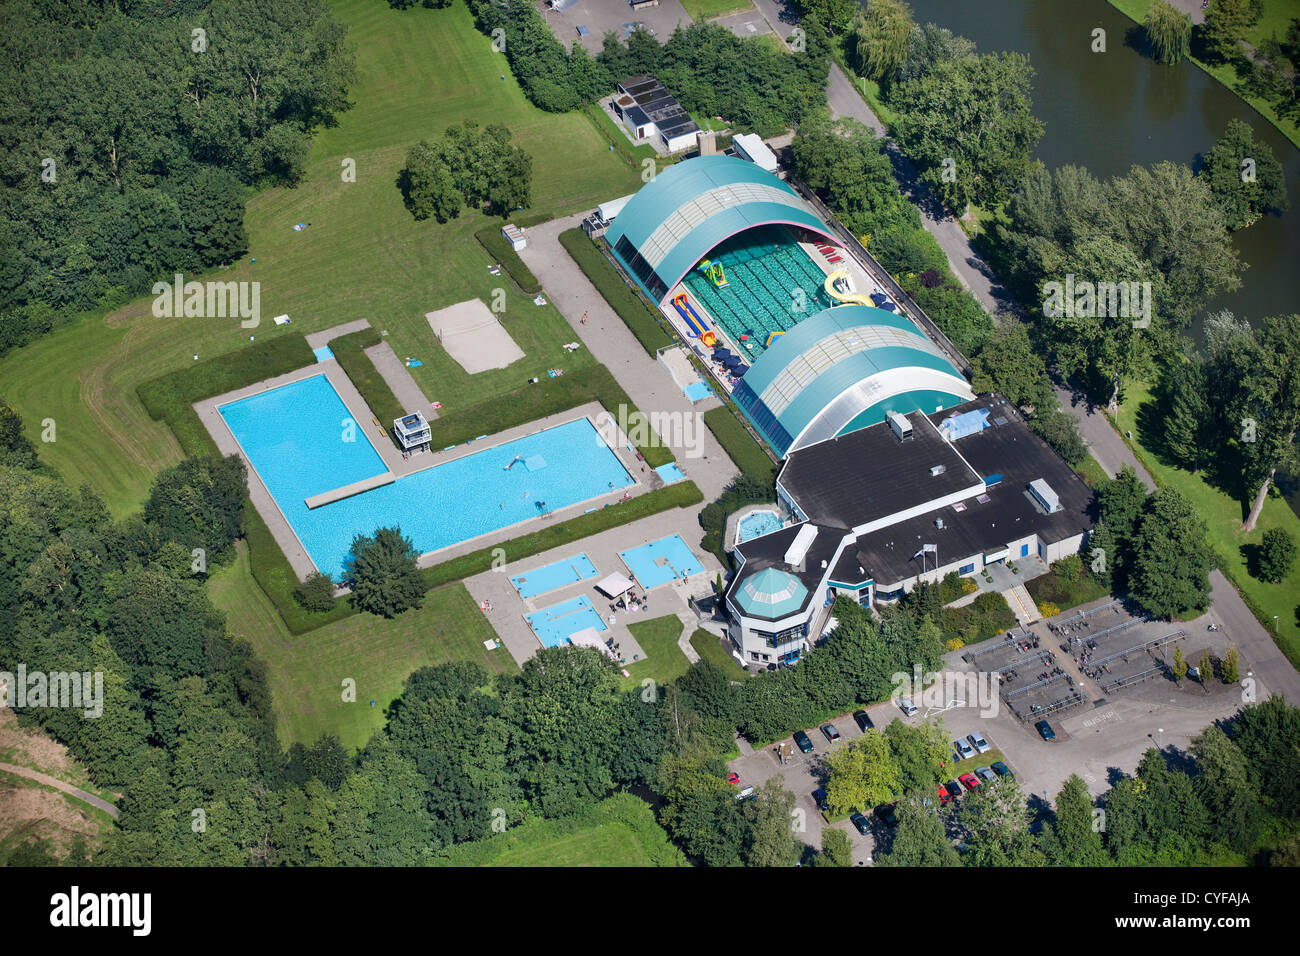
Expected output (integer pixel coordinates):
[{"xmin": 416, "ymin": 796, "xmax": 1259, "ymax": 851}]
[
  {"xmin": 954, "ymin": 738, "xmax": 975, "ymax": 760},
  {"xmin": 1035, "ymin": 719, "xmax": 1057, "ymax": 741},
  {"xmin": 967, "ymin": 731, "xmax": 991, "ymax": 754},
  {"xmin": 813, "ymin": 788, "xmax": 830, "ymax": 811},
  {"xmin": 991, "ymin": 761, "xmax": 1015, "ymax": 781},
  {"xmin": 959, "ymin": 773, "xmax": 981, "ymax": 792},
  {"xmin": 794, "ymin": 730, "xmax": 815, "ymax": 753},
  {"xmin": 727, "ymin": 772, "xmax": 740, "ymax": 784},
  {"xmin": 975, "ymin": 765, "xmax": 997, "ymax": 783},
  {"xmin": 897, "ymin": 696, "xmax": 918, "ymax": 717},
  {"xmin": 875, "ymin": 803, "xmax": 899, "ymax": 827},
  {"xmin": 853, "ymin": 709, "xmax": 874, "ymax": 733},
  {"xmin": 736, "ymin": 785, "xmax": 755, "ymax": 800},
  {"xmin": 850, "ymin": 812, "xmax": 871, "ymax": 836},
  {"xmin": 943, "ymin": 780, "xmax": 963, "ymax": 801},
  {"xmin": 937, "ymin": 782, "xmax": 954, "ymax": 805}
]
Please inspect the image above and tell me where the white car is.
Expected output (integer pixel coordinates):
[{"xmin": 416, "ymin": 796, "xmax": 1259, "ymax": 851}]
[
  {"xmin": 897, "ymin": 696, "xmax": 918, "ymax": 717},
  {"xmin": 954, "ymin": 738, "xmax": 976, "ymax": 761},
  {"xmin": 967, "ymin": 731, "xmax": 991, "ymax": 754}
]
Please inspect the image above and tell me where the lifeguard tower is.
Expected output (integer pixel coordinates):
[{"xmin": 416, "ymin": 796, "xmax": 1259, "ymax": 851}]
[{"xmin": 393, "ymin": 411, "xmax": 431, "ymax": 455}]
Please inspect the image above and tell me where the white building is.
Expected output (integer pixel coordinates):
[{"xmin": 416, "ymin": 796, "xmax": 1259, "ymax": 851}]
[
  {"xmin": 731, "ymin": 133, "xmax": 779, "ymax": 174},
  {"xmin": 725, "ymin": 396, "xmax": 1092, "ymax": 667},
  {"xmin": 611, "ymin": 76, "xmax": 701, "ymax": 154}
]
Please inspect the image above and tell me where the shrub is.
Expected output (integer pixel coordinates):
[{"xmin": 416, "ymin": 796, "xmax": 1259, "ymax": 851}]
[
  {"xmin": 1038, "ymin": 601, "xmax": 1060, "ymax": 618},
  {"xmin": 1258, "ymin": 528, "xmax": 1296, "ymax": 584},
  {"xmin": 294, "ymin": 571, "xmax": 337, "ymax": 613},
  {"xmin": 346, "ymin": 527, "xmax": 425, "ymax": 617},
  {"xmin": 475, "ymin": 225, "xmax": 542, "ymax": 294}
]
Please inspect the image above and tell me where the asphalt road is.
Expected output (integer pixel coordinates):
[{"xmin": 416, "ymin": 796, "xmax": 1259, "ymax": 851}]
[{"xmin": 0, "ymin": 762, "xmax": 120, "ymax": 819}]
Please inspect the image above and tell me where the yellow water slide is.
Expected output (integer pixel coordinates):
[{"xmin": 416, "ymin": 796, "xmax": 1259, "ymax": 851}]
[{"xmin": 823, "ymin": 268, "xmax": 876, "ymax": 308}]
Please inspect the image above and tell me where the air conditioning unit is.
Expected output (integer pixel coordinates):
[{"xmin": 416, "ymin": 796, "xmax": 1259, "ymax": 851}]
[{"xmin": 930, "ymin": 464, "xmax": 946, "ymax": 477}]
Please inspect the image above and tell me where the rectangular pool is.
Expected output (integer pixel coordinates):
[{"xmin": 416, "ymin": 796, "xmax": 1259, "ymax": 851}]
[
  {"xmin": 620, "ymin": 534, "xmax": 705, "ymax": 590},
  {"xmin": 510, "ymin": 553, "xmax": 599, "ymax": 599},
  {"xmin": 219, "ymin": 375, "xmax": 635, "ymax": 577},
  {"xmin": 525, "ymin": 595, "xmax": 608, "ymax": 648}
]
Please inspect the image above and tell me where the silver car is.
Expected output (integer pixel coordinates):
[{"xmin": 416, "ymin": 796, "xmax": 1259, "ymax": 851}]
[
  {"xmin": 897, "ymin": 696, "xmax": 918, "ymax": 717},
  {"xmin": 954, "ymin": 738, "xmax": 975, "ymax": 760},
  {"xmin": 967, "ymin": 731, "xmax": 991, "ymax": 754}
]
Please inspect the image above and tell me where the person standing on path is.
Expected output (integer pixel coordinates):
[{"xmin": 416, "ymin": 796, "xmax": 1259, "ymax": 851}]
[{"xmin": 581, "ymin": 311, "xmax": 588, "ymax": 325}]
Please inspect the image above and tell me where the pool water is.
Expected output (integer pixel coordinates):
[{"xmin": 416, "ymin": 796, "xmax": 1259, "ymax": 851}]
[
  {"xmin": 655, "ymin": 462, "xmax": 686, "ymax": 484},
  {"xmin": 220, "ymin": 376, "xmax": 635, "ymax": 577},
  {"xmin": 620, "ymin": 534, "xmax": 705, "ymax": 590},
  {"xmin": 525, "ymin": 595, "xmax": 608, "ymax": 648},
  {"xmin": 737, "ymin": 510, "xmax": 782, "ymax": 543},
  {"xmin": 511, "ymin": 553, "xmax": 599, "ymax": 599},
  {"xmin": 683, "ymin": 380, "xmax": 713, "ymax": 402}
]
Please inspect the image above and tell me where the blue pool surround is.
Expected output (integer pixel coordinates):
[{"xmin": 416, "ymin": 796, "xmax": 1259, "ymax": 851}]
[{"xmin": 218, "ymin": 375, "xmax": 635, "ymax": 577}]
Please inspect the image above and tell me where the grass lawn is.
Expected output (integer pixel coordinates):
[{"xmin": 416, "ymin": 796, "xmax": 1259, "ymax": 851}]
[
  {"xmin": 680, "ymin": 0, "xmax": 753, "ymax": 20},
  {"xmin": 1026, "ymin": 566, "xmax": 1111, "ymax": 614},
  {"xmin": 1075, "ymin": 451, "xmax": 1111, "ymax": 488},
  {"xmin": 434, "ymin": 793, "xmax": 686, "ymax": 866},
  {"xmin": 689, "ymin": 627, "xmax": 750, "ymax": 679},
  {"xmin": 0, "ymin": 0, "xmax": 641, "ymax": 518},
  {"xmin": 622, "ymin": 614, "xmax": 691, "ymax": 689},
  {"xmin": 208, "ymin": 541, "xmax": 517, "ymax": 751},
  {"xmin": 1114, "ymin": 380, "xmax": 1300, "ymax": 668},
  {"xmin": 1107, "ymin": 0, "xmax": 1300, "ymax": 149}
]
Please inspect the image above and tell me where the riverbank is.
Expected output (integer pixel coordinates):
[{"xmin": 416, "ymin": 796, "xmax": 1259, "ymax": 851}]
[{"xmin": 1107, "ymin": 0, "xmax": 1300, "ymax": 150}]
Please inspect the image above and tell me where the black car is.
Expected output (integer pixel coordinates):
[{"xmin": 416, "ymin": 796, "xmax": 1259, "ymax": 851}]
[
  {"xmin": 874, "ymin": 803, "xmax": 899, "ymax": 827},
  {"xmin": 793, "ymin": 730, "xmax": 815, "ymax": 753},
  {"xmin": 944, "ymin": 780, "xmax": 963, "ymax": 801},
  {"xmin": 853, "ymin": 709, "xmax": 874, "ymax": 733},
  {"xmin": 812, "ymin": 788, "xmax": 830, "ymax": 811},
  {"xmin": 1035, "ymin": 719, "xmax": 1057, "ymax": 741},
  {"xmin": 850, "ymin": 812, "xmax": 871, "ymax": 836}
]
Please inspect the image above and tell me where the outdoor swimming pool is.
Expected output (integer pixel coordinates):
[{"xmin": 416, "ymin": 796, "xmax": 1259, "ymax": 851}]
[
  {"xmin": 736, "ymin": 509, "xmax": 782, "ymax": 544},
  {"xmin": 219, "ymin": 376, "xmax": 635, "ymax": 577},
  {"xmin": 620, "ymin": 534, "xmax": 705, "ymax": 590},
  {"xmin": 525, "ymin": 595, "xmax": 608, "ymax": 648},
  {"xmin": 511, "ymin": 553, "xmax": 599, "ymax": 599}
]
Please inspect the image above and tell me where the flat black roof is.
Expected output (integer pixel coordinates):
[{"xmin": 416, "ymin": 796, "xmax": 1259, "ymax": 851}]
[{"xmin": 778, "ymin": 409, "xmax": 981, "ymax": 528}]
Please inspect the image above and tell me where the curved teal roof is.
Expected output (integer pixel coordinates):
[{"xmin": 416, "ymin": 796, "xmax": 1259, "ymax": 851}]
[
  {"xmin": 732, "ymin": 305, "xmax": 973, "ymax": 457},
  {"xmin": 606, "ymin": 155, "xmax": 838, "ymax": 303}
]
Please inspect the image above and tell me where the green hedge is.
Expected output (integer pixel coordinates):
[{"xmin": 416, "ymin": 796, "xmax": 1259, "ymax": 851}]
[
  {"xmin": 329, "ymin": 327, "xmax": 403, "ymax": 448},
  {"xmin": 475, "ymin": 224, "xmax": 541, "ymax": 294},
  {"xmin": 702, "ymin": 405, "xmax": 775, "ymax": 481},
  {"xmin": 422, "ymin": 480, "xmax": 703, "ymax": 589},
  {"xmin": 425, "ymin": 363, "xmax": 674, "ymax": 468},
  {"xmin": 137, "ymin": 335, "xmax": 316, "ymax": 457},
  {"xmin": 559, "ymin": 228, "xmax": 673, "ymax": 356},
  {"xmin": 245, "ymin": 506, "xmax": 357, "ymax": 634}
]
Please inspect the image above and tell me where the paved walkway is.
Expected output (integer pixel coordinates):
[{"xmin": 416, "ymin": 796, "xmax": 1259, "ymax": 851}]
[
  {"xmin": 676, "ymin": 612, "xmax": 702, "ymax": 664},
  {"xmin": 365, "ymin": 341, "xmax": 434, "ymax": 418},
  {"xmin": 0, "ymin": 763, "xmax": 120, "ymax": 820},
  {"xmin": 516, "ymin": 214, "xmax": 742, "ymax": 501},
  {"xmin": 305, "ymin": 318, "xmax": 370, "ymax": 350}
]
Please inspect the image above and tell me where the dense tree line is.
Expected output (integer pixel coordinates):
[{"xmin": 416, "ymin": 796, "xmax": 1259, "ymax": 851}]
[
  {"xmin": 875, "ymin": 697, "xmax": 1300, "ymax": 866},
  {"xmin": 0, "ymin": 0, "xmax": 355, "ymax": 357},
  {"xmin": 1199, "ymin": 118, "xmax": 1288, "ymax": 230},
  {"xmin": 399, "ymin": 121, "xmax": 533, "ymax": 223},
  {"xmin": 1152, "ymin": 311, "xmax": 1300, "ymax": 532}
]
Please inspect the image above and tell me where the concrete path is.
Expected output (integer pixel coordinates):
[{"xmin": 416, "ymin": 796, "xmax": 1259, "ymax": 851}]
[
  {"xmin": 1003, "ymin": 583, "xmax": 1040, "ymax": 625},
  {"xmin": 305, "ymin": 318, "xmax": 371, "ymax": 350},
  {"xmin": 1054, "ymin": 383, "xmax": 1156, "ymax": 490},
  {"xmin": 0, "ymin": 763, "xmax": 120, "ymax": 820},
  {"xmin": 516, "ymin": 214, "xmax": 741, "ymax": 501},
  {"xmin": 676, "ymin": 612, "xmax": 702, "ymax": 664},
  {"xmin": 365, "ymin": 341, "xmax": 433, "ymax": 418}
]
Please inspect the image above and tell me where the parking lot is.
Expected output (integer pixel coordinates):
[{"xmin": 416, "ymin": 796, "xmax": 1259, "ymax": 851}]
[{"xmin": 540, "ymin": 0, "xmax": 692, "ymax": 54}]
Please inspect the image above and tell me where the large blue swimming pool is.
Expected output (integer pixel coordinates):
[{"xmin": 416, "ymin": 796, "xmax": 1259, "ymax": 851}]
[{"xmin": 220, "ymin": 375, "xmax": 635, "ymax": 577}]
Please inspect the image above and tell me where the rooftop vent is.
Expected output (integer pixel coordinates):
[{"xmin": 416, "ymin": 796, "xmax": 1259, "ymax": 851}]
[
  {"xmin": 930, "ymin": 464, "xmax": 946, "ymax": 477},
  {"xmin": 887, "ymin": 411, "xmax": 913, "ymax": 442},
  {"xmin": 935, "ymin": 518, "xmax": 945, "ymax": 530},
  {"xmin": 1028, "ymin": 478, "xmax": 1062, "ymax": 514}
]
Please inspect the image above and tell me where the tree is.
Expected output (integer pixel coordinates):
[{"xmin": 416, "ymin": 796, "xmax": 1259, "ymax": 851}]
[
  {"xmin": 959, "ymin": 777, "xmax": 1040, "ymax": 866},
  {"xmin": 969, "ymin": 320, "xmax": 1053, "ymax": 409},
  {"xmin": 1157, "ymin": 357, "xmax": 1214, "ymax": 473},
  {"xmin": 293, "ymin": 571, "xmax": 336, "ymax": 612},
  {"xmin": 1201, "ymin": 0, "xmax": 1258, "ymax": 63},
  {"xmin": 1129, "ymin": 487, "xmax": 1212, "ymax": 619},
  {"xmin": 795, "ymin": 0, "xmax": 857, "ymax": 35},
  {"xmin": 1040, "ymin": 775, "xmax": 1106, "ymax": 866},
  {"xmin": 896, "ymin": 23, "xmax": 975, "ymax": 84},
  {"xmin": 743, "ymin": 776, "xmax": 802, "ymax": 867},
  {"xmin": 1171, "ymin": 645, "xmax": 1188, "ymax": 683},
  {"xmin": 824, "ymin": 730, "xmax": 902, "ymax": 816},
  {"xmin": 883, "ymin": 717, "xmax": 951, "ymax": 792},
  {"xmin": 1144, "ymin": 0, "xmax": 1193, "ymax": 65},
  {"xmin": 891, "ymin": 52, "xmax": 1044, "ymax": 212},
  {"xmin": 818, "ymin": 826, "xmax": 853, "ymax": 866},
  {"xmin": 1221, "ymin": 644, "xmax": 1241, "ymax": 684},
  {"xmin": 143, "ymin": 455, "xmax": 247, "ymax": 566},
  {"xmin": 1258, "ymin": 528, "xmax": 1296, "ymax": 583},
  {"xmin": 854, "ymin": 0, "xmax": 915, "ymax": 82},
  {"xmin": 1191, "ymin": 724, "xmax": 1262, "ymax": 851},
  {"xmin": 1197, "ymin": 647, "xmax": 1214, "ymax": 682},
  {"xmin": 0, "ymin": 397, "xmax": 38, "ymax": 469},
  {"xmin": 345, "ymin": 527, "xmax": 424, "ymax": 617},
  {"xmin": 1199, "ymin": 118, "xmax": 1289, "ymax": 230},
  {"xmin": 877, "ymin": 791, "xmax": 960, "ymax": 866},
  {"xmin": 399, "ymin": 140, "xmax": 461, "ymax": 222}
]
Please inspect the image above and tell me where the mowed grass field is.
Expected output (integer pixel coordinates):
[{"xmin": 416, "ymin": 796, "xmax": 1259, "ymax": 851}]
[
  {"xmin": 1116, "ymin": 382, "xmax": 1300, "ymax": 669},
  {"xmin": 0, "ymin": 0, "xmax": 642, "ymax": 518},
  {"xmin": 209, "ymin": 542, "xmax": 517, "ymax": 751},
  {"xmin": 621, "ymin": 614, "xmax": 691, "ymax": 689}
]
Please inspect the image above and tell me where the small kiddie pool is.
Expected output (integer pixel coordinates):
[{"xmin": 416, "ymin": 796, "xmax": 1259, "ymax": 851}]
[
  {"xmin": 525, "ymin": 595, "xmax": 608, "ymax": 648},
  {"xmin": 619, "ymin": 534, "xmax": 705, "ymax": 590},
  {"xmin": 510, "ymin": 553, "xmax": 599, "ymax": 599},
  {"xmin": 736, "ymin": 508, "xmax": 782, "ymax": 545}
]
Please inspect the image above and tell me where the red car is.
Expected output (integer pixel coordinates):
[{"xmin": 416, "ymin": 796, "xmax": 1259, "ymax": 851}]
[
  {"xmin": 959, "ymin": 772, "xmax": 981, "ymax": 792},
  {"xmin": 727, "ymin": 772, "xmax": 740, "ymax": 784}
]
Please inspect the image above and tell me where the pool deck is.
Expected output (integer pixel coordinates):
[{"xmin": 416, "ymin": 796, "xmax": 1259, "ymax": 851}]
[
  {"xmin": 465, "ymin": 507, "xmax": 726, "ymax": 667},
  {"xmin": 197, "ymin": 354, "xmax": 657, "ymax": 581}
]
